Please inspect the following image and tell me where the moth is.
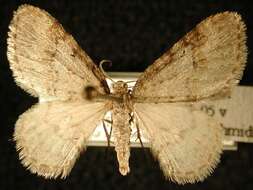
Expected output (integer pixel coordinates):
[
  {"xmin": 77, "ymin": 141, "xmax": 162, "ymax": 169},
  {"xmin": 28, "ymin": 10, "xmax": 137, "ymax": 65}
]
[{"xmin": 7, "ymin": 4, "xmax": 247, "ymax": 184}]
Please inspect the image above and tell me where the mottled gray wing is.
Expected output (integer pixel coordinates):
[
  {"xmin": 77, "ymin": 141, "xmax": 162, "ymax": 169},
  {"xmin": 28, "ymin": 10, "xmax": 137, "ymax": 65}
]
[
  {"xmin": 134, "ymin": 103, "xmax": 223, "ymax": 184},
  {"xmin": 133, "ymin": 12, "xmax": 247, "ymax": 103},
  {"xmin": 14, "ymin": 101, "xmax": 107, "ymax": 178},
  {"xmin": 7, "ymin": 5, "xmax": 109, "ymax": 102}
]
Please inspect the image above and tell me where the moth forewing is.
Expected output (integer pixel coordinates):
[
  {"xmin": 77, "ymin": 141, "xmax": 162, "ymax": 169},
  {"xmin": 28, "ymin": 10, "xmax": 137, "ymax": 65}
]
[
  {"xmin": 7, "ymin": 4, "xmax": 109, "ymax": 101},
  {"xmin": 132, "ymin": 12, "xmax": 247, "ymax": 103}
]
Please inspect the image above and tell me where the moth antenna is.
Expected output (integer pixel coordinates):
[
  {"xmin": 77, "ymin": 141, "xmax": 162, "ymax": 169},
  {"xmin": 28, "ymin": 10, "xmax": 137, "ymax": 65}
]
[
  {"xmin": 125, "ymin": 80, "xmax": 136, "ymax": 84},
  {"xmin": 99, "ymin": 60, "xmax": 115, "ymax": 83}
]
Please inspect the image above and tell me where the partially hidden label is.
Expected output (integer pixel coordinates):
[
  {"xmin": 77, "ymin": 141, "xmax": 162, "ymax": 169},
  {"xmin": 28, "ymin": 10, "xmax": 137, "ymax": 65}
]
[{"xmin": 195, "ymin": 86, "xmax": 253, "ymax": 143}]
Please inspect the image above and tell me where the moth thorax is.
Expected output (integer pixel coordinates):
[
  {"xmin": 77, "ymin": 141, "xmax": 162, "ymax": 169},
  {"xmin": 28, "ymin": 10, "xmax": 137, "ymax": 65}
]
[{"xmin": 112, "ymin": 81, "xmax": 128, "ymax": 95}]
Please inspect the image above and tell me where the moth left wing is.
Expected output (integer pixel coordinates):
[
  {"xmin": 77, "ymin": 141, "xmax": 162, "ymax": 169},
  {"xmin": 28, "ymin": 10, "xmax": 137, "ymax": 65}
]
[
  {"xmin": 134, "ymin": 103, "xmax": 223, "ymax": 184},
  {"xmin": 132, "ymin": 12, "xmax": 247, "ymax": 103},
  {"xmin": 7, "ymin": 5, "xmax": 109, "ymax": 101},
  {"xmin": 14, "ymin": 101, "xmax": 107, "ymax": 178}
]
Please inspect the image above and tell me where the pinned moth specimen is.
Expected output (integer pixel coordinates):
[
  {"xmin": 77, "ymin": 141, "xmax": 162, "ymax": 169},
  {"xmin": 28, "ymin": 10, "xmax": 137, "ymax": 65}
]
[{"xmin": 7, "ymin": 4, "xmax": 247, "ymax": 184}]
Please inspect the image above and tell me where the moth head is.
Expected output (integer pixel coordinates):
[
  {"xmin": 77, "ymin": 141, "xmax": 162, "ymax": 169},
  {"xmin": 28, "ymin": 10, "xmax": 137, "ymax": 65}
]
[
  {"xmin": 112, "ymin": 81, "xmax": 128, "ymax": 95},
  {"xmin": 84, "ymin": 86, "xmax": 99, "ymax": 100}
]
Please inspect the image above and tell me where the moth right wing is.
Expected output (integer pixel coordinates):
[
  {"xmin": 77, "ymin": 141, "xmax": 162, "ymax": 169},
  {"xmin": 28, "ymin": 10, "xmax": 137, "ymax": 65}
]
[
  {"xmin": 14, "ymin": 101, "xmax": 107, "ymax": 178},
  {"xmin": 133, "ymin": 12, "xmax": 247, "ymax": 103},
  {"xmin": 7, "ymin": 5, "xmax": 109, "ymax": 101},
  {"xmin": 134, "ymin": 103, "xmax": 223, "ymax": 184}
]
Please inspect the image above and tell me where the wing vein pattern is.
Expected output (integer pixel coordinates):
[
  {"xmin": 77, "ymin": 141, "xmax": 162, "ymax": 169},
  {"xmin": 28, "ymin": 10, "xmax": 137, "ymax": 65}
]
[
  {"xmin": 134, "ymin": 103, "xmax": 223, "ymax": 184},
  {"xmin": 14, "ymin": 101, "xmax": 107, "ymax": 178}
]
